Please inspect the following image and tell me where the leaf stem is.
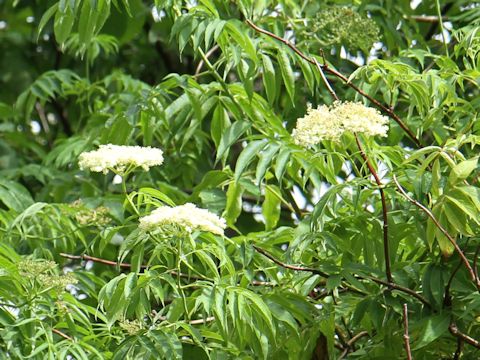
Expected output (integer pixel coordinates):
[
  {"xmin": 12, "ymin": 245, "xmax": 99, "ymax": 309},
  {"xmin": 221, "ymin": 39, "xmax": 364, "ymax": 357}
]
[
  {"xmin": 403, "ymin": 304, "xmax": 413, "ymax": 360},
  {"xmin": 435, "ymin": 0, "xmax": 450, "ymax": 57}
]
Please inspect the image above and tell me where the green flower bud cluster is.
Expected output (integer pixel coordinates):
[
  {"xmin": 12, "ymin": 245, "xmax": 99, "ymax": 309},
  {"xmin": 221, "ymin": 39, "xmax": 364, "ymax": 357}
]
[
  {"xmin": 17, "ymin": 259, "xmax": 78, "ymax": 292},
  {"xmin": 311, "ymin": 7, "xmax": 380, "ymax": 52},
  {"xmin": 69, "ymin": 200, "xmax": 111, "ymax": 227},
  {"xmin": 119, "ymin": 319, "xmax": 144, "ymax": 335}
]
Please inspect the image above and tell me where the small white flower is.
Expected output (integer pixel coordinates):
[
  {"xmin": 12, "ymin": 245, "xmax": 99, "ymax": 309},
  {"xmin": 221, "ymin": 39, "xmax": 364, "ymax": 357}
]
[
  {"xmin": 292, "ymin": 101, "xmax": 389, "ymax": 147},
  {"xmin": 78, "ymin": 144, "xmax": 164, "ymax": 174},
  {"xmin": 139, "ymin": 203, "xmax": 226, "ymax": 236},
  {"xmin": 332, "ymin": 101, "xmax": 389, "ymax": 138},
  {"xmin": 292, "ymin": 104, "xmax": 342, "ymax": 146}
]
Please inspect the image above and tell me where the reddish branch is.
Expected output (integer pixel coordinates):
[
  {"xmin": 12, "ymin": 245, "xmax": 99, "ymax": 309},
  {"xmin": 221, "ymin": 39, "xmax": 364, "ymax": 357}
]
[
  {"xmin": 195, "ymin": 44, "xmax": 219, "ymax": 76},
  {"xmin": 245, "ymin": 19, "xmax": 422, "ymax": 147},
  {"xmin": 253, "ymin": 245, "xmax": 329, "ymax": 277},
  {"xmin": 52, "ymin": 328, "xmax": 73, "ymax": 341},
  {"xmin": 473, "ymin": 245, "xmax": 480, "ymax": 282},
  {"xmin": 403, "ymin": 304, "xmax": 413, "ymax": 360},
  {"xmin": 364, "ymin": 276, "xmax": 430, "ymax": 307},
  {"xmin": 155, "ymin": 314, "xmax": 215, "ymax": 325},
  {"xmin": 312, "ymin": 46, "xmax": 392, "ymax": 284},
  {"xmin": 347, "ymin": 331, "xmax": 369, "ymax": 347},
  {"xmin": 355, "ymin": 134, "xmax": 392, "ymax": 283},
  {"xmin": 60, "ymin": 253, "xmax": 147, "ymax": 269},
  {"xmin": 60, "ymin": 253, "xmax": 272, "ymax": 286},
  {"xmin": 253, "ymin": 246, "xmax": 430, "ymax": 307},
  {"xmin": 339, "ymin": 331, "xmax": 369, "ymax": 358},
  {"xmin": 449, "ymin": 323, "xmax": 480, "ymax": 349},
  {"xmin": 392, "ymin": 176, "xmax": 480, "ymax": 289},
  {"xmin": 406, "ymin": 15, "xmax": 448, "ymax": 23}
]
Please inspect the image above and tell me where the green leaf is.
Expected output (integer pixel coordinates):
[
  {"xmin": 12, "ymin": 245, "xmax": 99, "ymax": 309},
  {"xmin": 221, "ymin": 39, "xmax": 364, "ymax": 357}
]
[
  {"xmin": 234, "ymin": 140, "xmax": 267, "ymax": 182},
  {"xmin": 0, "ymin": 179, "xmax": 34, "ymax": 212},
  {"xmin": 414, "ymin": 314, "xmax": 450, "ymax": 349},
  {"xmin": 224, "ymin": 181, "xmax": 244, "ymax": 228},
  {"xmin": 256, "ymin": 142, "xmax": 280, "ymax": 185},
  {"xmin": 261, "ymin": 54, "xmax": 276, "ymax": 104},
  {"xmin": 37, "ymin": 4, "xmax": 59, "ymax": 40},
  {"xmin": 124, "ymin": 272, "xmax": 137, "ymax": 299},
  {"xmin": 54, "ymin": 6, "xmax": 75, "ymax": 46},
  {"xmin": 216, "ymin": 120, "xmax": 251, "ymax": 164},
  {"xmin": 262, "ymin": 185, "xmax": 281, "ymax": 230},
  {"xmin": 448, "ymin": 157, "xmax": 478, "ymax": 185},
  {"xmin": 277, "ymin": 48, "xmax": 295, "ymax": 105}
]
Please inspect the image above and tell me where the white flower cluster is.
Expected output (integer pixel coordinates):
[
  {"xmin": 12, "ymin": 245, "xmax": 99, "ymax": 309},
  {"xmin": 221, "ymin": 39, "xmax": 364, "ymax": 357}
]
[
  {"xmin": 78, "ymin": 144, "xmax": 164, "ymax": 174},
  {"xmin": 139, "ymin": 203, "xmax": 226, "ymax": 236},
  {"xmin": 292, "ymin": 101, "xmax": 389, "ymax": 147}
]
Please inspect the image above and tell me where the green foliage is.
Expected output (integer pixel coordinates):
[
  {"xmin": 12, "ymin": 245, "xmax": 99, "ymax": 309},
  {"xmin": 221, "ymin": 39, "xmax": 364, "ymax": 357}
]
[{"xmin": 1, "ymin": 0, "xmax": 480, "ymax": 359}]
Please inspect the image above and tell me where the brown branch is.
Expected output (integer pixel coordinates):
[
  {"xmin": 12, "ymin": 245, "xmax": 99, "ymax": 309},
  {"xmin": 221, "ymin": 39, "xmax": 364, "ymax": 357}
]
[
  {"xmin": 312, "ymin": 57, "xmax": 338, "ymax": 101},
  {"xmin": 35, "ymin": 102, "xmax": 50, "ymax": 134},
  {"xmin": 60, "ymin": 253, "xmax": 146, "ymax": 269},
  {"xmin": 312, "ymin": 45, "xmax": 393, "ymax": 284},
  {"xmin": 355, "ymin": 134, "xmax": 392, "ymax": 283},
  {"xmin": 365, "ymin": 275, "xmax": 430, "ymax": 307},
  {"xmin": 194, "ymin": 44, "xmax": 219, "ymax": 76},
  {"xmin": 156, "ymin": 315, "xmax": 215, "ymax": 325},
  {"xmin": 449, "ymin": 322, "xmax": 480, "ymax": 349},
  {"xmin": 403, "ymin": 304, "xmax": 413, "ymax": 360},
  {"xmin": 52, "ymin": 328, "xmax": 73, "ymax": 341},
  {"xmin": 347, "ymin": 331, "xmax": 369, "ymax": 347},
  {"xmin": 253, "ymin": 245, "xmax": 329, "ymax": 277},
  {"xmin": 253, "ymin": 246, "xmax": 430, "ymax": 307},
  {"xmin": 339, "ymin": 331, "xmax": 369, "ymax": 359},
  {"xmin": 474, "ymin": 244, "xmax": 480, "ymax": 282},
  {"xmin": 60, "ymin": 253, "xmax": 272, "ymax": 286},
  {"xmin": 405, "ymin": 15, "xmax": 448, "ymax": 23},
  {"xmin": 245, "ymin": 19, "xmax": 422, "ymax": 147},
  {"xmin": 392, "ymin": 175, "xmax": 480, "ymax": 289}
]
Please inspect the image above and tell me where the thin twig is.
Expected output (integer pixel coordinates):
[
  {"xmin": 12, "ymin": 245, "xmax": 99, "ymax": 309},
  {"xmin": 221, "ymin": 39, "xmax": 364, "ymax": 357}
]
[
  {"xmin": 195, "ymin": 45, "xmax": 219, "ymax": 76},
  {"xmin": 245, "ymin": 19, "xmax": 422, "ymax": 147},
  {"xmin": 449, "ymin": 323, "xmax": 480, "ymax": 349},
  {"xmin": 253, "ymin": 245, "xmax": 329, "ymax": 277},
  {"xmin": 52, "ymin": 328, "xmax": 73, "ymax": 341},
  {"xmin": 60, "ymin": 253, "xmax": 146, "ymax": 269},
  {"xmin": 405, "ymin": 15, "xmax": 448, "ymax": 23},
  {"xmin": 364, "ymin": 275, "xmax": 430, "ymax": 307},
  {"xmin": 156, "ymin": 315, "xmax": 215, "ymax": 325},
  {"xmin": 312, "ymin": 57, "xmax": 338, "ymax": 101},
  {"xmin": 473, "ymin": 244, "xmax": 480, "ymax": 282},
  {"xmin": 403, "ymin": 304, "xmax": 413, "ymax": 360},
  {"xmin": 312, "ymin": 47, "xmax": 392, "ymax": 284},
  {"xmin": 60, "ymin": 253, "xmax": 272, "ymax": 286},
  {"xmin": 35, "ymin": 102, "xmax": 50, "ymax": 134},
  {"xmin": 339, "ymin": 331, "xmax": 369, "ymax": 359},
  {"xmin": 355, "ymin": 134, "xmax": 392, "ymax": 283},
  {"xmin": 253, "ymin": 246, "xmax": 430, "ymax": 307},
  {"xmin": 392, "ymin": 175, "xmax": 480, "ymax": 289},
  {"xmin": 347, "ymin": 331, "xmax": 369, "ymax": 347}
]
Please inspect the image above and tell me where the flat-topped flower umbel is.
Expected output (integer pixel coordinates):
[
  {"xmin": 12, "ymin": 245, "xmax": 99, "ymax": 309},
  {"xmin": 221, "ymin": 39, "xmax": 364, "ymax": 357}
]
[
  {"xmin": 139, "ymin": 203, "xmax": 226, "ymax": 236},
  {"xmin": 78, "ymin": 144, "xmax": 164, "ymax": 174},
  {"xmin": 292, "ymin": 101, "xmax": 389, "ymax": 147}
]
